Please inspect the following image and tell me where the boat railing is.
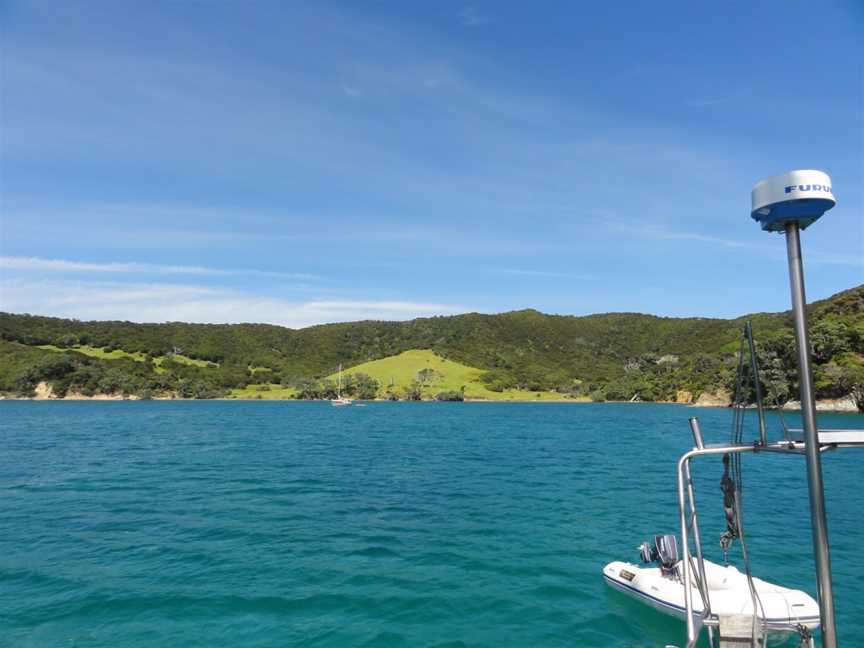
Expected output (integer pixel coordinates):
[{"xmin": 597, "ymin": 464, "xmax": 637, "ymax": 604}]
[{"xmin": 675, "ymin": 422, "xmax": 864, "ymax": 648}]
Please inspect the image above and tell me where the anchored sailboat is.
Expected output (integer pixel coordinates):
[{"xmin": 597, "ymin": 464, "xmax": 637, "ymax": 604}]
[{"xmin": 331, "ymin": 364, "xmax": 353, "ymax": 406}]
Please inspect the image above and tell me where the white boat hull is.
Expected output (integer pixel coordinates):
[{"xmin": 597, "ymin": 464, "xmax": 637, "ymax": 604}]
[{"xmin": 603, "ymin": 560, "xmax": 820, "ymax": 632}]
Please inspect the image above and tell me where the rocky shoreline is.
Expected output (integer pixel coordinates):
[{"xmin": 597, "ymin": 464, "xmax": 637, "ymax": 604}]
[
  {"xmin": 1, "ymin": 382, "xmax": 860, "ymax": 412},
  {"xmin": 682, "ymin": 388, "xmax": 860, "ymax": 413}
]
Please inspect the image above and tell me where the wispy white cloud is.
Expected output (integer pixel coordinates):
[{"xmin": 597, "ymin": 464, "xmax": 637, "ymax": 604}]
[
  {"xmin": 808, "ymin": 250, "xmax": 864, "ymax": 267},
  {"xmin": 340, "ymin": 58, "xmax": 464, "ymax": 98},
  {"xmin": 648, "ymin": 229, "xmax": 862, "ymax": 266},
  {"xmin": 340, "ymin": 82, "xmax": 362, "ymax": 97},
  {"xmin": 610, "ymin": 221, "xmax": 863, "ymax": 268},
  {"xmin": 638, "ymin": 228, "xmax": 765, "ymax": 250},
  {"xmin": 1, "ymin": 202, "xmax": 575, "ymax": 258},
  {"xmin": 0, "ymin": 278, "xmax": 467, "ymax": 328},
  {"xmin": 457, "ymin": 5, "xmax": 494, "ymax": 27},
  {"xmin": 684, "ymin": 98, "xmax": 726, "ymax": 108},
  {"xmin": 0, "ymin": 256, "xmax": 319, "ymax": 279},
  {"xmin": 485, "ymin": 267, "xmax": 597, "ymax": 280}
]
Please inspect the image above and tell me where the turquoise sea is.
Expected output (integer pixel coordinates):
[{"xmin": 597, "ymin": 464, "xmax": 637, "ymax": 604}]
[{"xmin": 1, "ymin": 402, "xmax": 862, "ymax": 647}]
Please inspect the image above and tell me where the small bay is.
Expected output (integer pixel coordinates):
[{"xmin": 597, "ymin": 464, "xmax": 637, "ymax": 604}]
[{"xmin": 1, "ymin": 401, "xmax": 862, "ymax": 647}]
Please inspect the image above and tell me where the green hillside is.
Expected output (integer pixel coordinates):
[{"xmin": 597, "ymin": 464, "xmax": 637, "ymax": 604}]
[
  {"xmin": 35, "ymin": 344, "xmax": 218, "ymax": 373},
  {"xmin": 325, "ymin": 349, "xmax": 575, "ymax": 401},
  {"xmin": 227, "ymin": 350, "xmax": 572, "ymax": 401},
  {"xmin": 0, "ymin": 284, "xmax": 861, "ymax": 405}
]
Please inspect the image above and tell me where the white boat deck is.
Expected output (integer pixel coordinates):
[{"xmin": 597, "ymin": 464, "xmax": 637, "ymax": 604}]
[{"xmin": 787, "ymin": 428, "xmax": 864, "ymax": 447}]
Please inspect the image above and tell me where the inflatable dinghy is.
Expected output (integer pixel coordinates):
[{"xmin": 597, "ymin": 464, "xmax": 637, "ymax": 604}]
[{"xmin": 603, "ymin": 536, "xmax": 820, "ymax": 633}]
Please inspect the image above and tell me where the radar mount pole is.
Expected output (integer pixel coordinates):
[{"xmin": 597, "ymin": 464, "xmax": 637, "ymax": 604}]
[
  {"xmin": 750, "ymin": 169, "xmax": 839, "ymax": 647},
  {"xmin": 784, "ymin": 221, "xmax": 837, "ymax": 648}
]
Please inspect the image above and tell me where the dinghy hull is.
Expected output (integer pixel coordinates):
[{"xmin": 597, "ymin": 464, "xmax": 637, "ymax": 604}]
[{"xmin": 603, "ymin": 560, "xmax": 820, "ymax": 632}]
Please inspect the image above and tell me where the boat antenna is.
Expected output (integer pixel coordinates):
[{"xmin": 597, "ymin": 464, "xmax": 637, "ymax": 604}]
[{"xmin": 751, "ymin": 169, "xmax": 838, "ymax": 647}]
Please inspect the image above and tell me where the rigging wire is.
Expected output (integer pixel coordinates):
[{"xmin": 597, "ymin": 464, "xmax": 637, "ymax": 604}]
[
  {"xmin": 709, "ymin": 323, "xmax": 812, "ymax": 646},
  {"xmin": 775, "ymin": 395, "xmax": 792, "ymax": 441},
  {"xmin": 725, "ymin": 323, "xmax": 769, "ymax": 645}
]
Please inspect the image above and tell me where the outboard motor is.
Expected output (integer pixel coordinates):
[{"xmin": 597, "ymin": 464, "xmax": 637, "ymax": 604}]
[
  {"xmin": 638, "ymin": 534, "xmax": 680, "ymax": 576},
  {"xmin": 654, "ymin": 534, "xmax": 679, "ymax": 571},
  {"xmin": 638, "ymin": 540, "xmax": 658, "ymax": 564}
]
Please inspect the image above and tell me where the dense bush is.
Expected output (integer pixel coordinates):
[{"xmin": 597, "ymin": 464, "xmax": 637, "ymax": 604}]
[
  {"xmin": 0, "ymin": 285, "xmax": 861, "ymax": 405},
  {"xmin": 435, "ymin": 390, "xmax": 465, "ymax": 401}
]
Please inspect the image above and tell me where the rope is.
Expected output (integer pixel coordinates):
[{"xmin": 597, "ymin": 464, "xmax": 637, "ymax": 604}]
[
  {"xmin": 796, "ymin": 623, "xmax": 813, "ymax": 647},
  {"xmin": 775, "ymin": 395, "xmax": 792, "ymax": 441},
  {"xmin": 719, "ymin": 454, "xmax": 738, "ymax": 563},
  {"xmin": 723, "ymin": 324, "xmax": 769, "ymax": 645}
]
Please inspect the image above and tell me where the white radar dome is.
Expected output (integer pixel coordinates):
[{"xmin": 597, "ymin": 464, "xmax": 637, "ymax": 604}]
[{"xmin": 750, "ymin": 170, "xmax": 835, "ymax": 232}]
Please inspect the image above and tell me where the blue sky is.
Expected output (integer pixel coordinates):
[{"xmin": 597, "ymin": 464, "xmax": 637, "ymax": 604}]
[{"xmin": 1, "ymin": 0, "xmax": 862, "ymax": 327}]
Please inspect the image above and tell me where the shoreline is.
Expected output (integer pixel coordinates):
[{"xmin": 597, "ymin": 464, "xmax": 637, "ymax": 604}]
[
  {"xmin": 1, "ymin": 382, "xmax": 858, "ymax": 412},
  {"xmin": 2, "ymin": 394, "xmax": 860, "ymax": 412}
]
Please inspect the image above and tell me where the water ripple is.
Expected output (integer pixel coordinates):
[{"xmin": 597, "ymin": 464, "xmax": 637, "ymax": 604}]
[{"xmin": 1, "ymin": 401, "xmax": 861, "ymax": 646}]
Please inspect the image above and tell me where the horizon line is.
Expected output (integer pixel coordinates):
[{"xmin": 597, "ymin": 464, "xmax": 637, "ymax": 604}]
[{"xmin": 1, "ymin": 283, "xmax": 859, "ymax": 330}]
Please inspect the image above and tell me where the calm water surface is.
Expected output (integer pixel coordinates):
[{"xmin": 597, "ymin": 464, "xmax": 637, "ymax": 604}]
[{"xmin": 1, "ymin": 402, "xmax": 862, "ymax": 647}]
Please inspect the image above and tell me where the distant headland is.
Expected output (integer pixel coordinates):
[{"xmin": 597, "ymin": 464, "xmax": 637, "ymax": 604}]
[{"xmin": 1, "ymin": 285, "xmax": 861, "ymax": 411}]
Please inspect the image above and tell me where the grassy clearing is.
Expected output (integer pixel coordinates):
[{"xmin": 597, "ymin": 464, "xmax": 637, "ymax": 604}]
[
  {"xmin": 476, "ymin": 389, "xmax": 588, "ymax": 402},
  {"xmin": 229, "ymin": 384, "xmax": 297, "ymax": 399},
  {"xmin": 36, "ymin": 344, "xmax": 217, "ymax": 372},
  {"xmin": 329, "ymin": 349, "xmax": 578, "ymax": 401},
  {"xmin": 161, "ymin": 354, "xmax": 218, "ymax": 369},
  {"xmin": 38, "ymin": 344, "xmax": 148, "ymax": 362}
]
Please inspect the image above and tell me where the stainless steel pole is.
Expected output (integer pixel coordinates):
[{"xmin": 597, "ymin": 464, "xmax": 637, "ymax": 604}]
[
  {"xmin": 688, "ymin": 417, "xmax": 706, "ymax": 449},
  {"xmin": 785, "ymin": 222, "xmax": 837, "ymax": 647},
  {"xmin": 677, "ymin": 456, "xmax": 697, "ymax": 646},
  {"xmin": 683, "ymin": 458, "xmax": 714, "ymax": 646}
]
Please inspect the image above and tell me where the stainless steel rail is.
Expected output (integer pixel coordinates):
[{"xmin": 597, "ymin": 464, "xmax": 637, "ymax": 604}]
[
  {"xmin": 675, "ymin": 424, "xmax": 864, "ymax": 647},
  {"xmin": 686, "ymin": 418, "xmax": 714, "ymax": 646},
  {"xmin": 676, "ymin": 440, "xmax": 813, "ymax": 648}
]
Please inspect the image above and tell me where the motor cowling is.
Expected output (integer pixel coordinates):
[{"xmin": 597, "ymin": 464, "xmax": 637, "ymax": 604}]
[
  {"xmin": 655, "ymin": 534, "xmax": 679, "ymax": 569},
  {"xmin": 638, "ymin": 541, "xmax": 657, "ymax": 564},
  {"xmin": 638, "ymin": 534, "xmax": 679, "ymax": 571}
]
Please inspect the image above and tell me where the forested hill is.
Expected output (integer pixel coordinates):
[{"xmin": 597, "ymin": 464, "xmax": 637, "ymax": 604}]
[{"xmin": 0, "ymin": 285, "xmax": 862, "ymax": 404}]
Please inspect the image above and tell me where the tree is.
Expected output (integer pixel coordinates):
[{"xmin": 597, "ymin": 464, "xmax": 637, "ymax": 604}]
[
  {"xmin": 319, "ymin": 379, "xmax": 338, "ymax": 399},
  {"xmin": 350, "ymin": 372, "xmax": 379, "ymax": 399},
  {"xmin": 405, "ymin": 380, "xmax": 424, "ymax": 401},
  {"xmin": 53, "ymin": 333, "xmax": 79, "ymax": 349},
  {"xmin": 70, "ymin": 364, "xmax": 101, "ymax": 396},
  {"xmin": 12, "ymin": 366, "xmax": 39, "ymax": 396},
  {"xmin": 480, "ymin": 369, "xmax": 516, "ymax": 392},
  {"xmin": 177, "ymin": 378, "xmax": 221, "ymax": 399},
  {"xmin": 36, "ymin": 354, "xmax": 76, "ymax": 379},
  {"xmin": 833, "ymin": 354, "xmax": 864, "ymax": 411},
  {"xmin": 416, "ymin": 368, "xmax": 439, "ymax": 385},
  {"xmin": 852, "ymin": 383, "xmax": 864, "ymax": 413},
  {"xmin": 98, "ymin": 368, "xmax": 136, "ymax": 395},
  {"xmin": 295, "ymin": 379, "xmax": 322, "ymax": 400},
  {"xmin": 811, "ymin": 320, "xmax": 851, "ymax": 363}
]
